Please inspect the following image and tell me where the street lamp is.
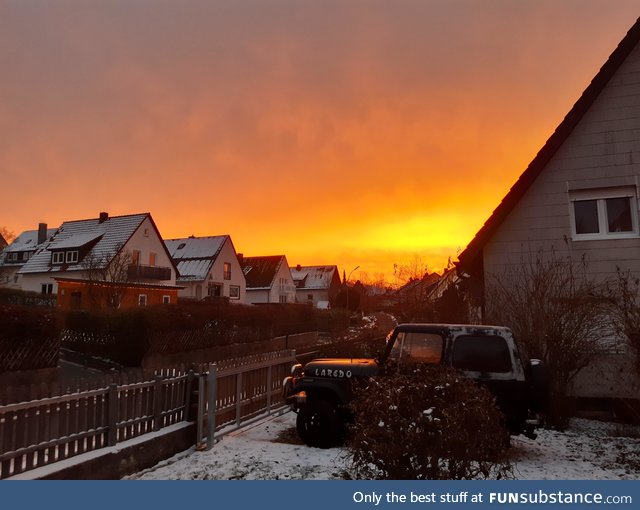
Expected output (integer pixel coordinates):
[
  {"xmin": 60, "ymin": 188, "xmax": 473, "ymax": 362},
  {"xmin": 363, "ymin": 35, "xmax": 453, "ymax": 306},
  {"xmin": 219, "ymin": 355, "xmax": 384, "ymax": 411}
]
[{"xmin": 345, "ymin": 265, "xmax": 360, "ymax": 313}]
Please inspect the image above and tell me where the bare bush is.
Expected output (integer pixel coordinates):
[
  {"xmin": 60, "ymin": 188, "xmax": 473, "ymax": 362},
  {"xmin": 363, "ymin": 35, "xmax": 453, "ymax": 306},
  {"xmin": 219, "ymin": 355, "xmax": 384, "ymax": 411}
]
[
  {"xmin": 347, "ymin": 365, "xmax": 511, "ymax": 480},
  {"xmin": 485, "ymin": 249, "xmax": 616, "ymax": 428},
  {"xmin": 604, "ymin": 267, "xmax": 640, "ymax": 374}
]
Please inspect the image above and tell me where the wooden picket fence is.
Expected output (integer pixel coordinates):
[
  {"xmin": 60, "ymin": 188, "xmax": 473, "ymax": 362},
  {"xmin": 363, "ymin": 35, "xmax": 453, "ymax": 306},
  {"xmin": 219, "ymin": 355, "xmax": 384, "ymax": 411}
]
[
  {"xmin": 195, "ymin": 350, "xmax": 297, "ymax": 448},
  {"xmin": 0, "ymin": 350, "xmax": 296, "ymax": 479}
]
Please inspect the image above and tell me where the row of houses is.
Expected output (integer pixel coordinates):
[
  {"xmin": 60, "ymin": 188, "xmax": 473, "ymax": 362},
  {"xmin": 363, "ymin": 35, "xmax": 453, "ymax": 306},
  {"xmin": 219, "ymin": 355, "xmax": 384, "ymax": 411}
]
[{"xmin": 0, "ymin": 212, "xmax": 341, "ymax": 310}]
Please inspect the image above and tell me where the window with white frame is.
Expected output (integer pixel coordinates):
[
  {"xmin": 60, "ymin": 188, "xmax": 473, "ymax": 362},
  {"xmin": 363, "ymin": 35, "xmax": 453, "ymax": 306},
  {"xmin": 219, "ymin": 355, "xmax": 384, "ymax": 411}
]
[
  {"xmin": 229, "ymin": 285, "xmax": 240, "ymax": 299},
  {"xmin": 570, "ymin": 187, "xmax": 639, "ymax": 240},
  {"xmin": 223, "ymin": 262, "xmax": 231, "ymax": 280},
  {"xmin": 52, "ymin": 252, "xmax": 65, "ymax": 264},
  {"xmin": 66, "ymin": 250, "xmax": 79, "ymax": 263},
  {"xmin": 138, "ymin": 294, "xmax": 147, "ymax": 306},
  {"xmin": 162, "ymin": 295, "xmax": 171, "ymax": 304}
]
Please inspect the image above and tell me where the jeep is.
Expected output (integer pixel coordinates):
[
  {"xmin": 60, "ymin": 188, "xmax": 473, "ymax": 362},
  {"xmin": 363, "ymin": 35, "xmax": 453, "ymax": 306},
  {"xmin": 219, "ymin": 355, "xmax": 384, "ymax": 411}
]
[{"xmin": 283, "ymin": 323, "xmax": 546, "ymax": 448}]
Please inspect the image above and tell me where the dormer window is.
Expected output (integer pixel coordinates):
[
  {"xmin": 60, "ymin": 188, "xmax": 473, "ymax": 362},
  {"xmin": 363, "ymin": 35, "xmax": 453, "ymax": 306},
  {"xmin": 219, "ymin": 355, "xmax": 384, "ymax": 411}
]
[{"xmin": 52, "ymin": 250, "xmax": 79, "ymax": 264}]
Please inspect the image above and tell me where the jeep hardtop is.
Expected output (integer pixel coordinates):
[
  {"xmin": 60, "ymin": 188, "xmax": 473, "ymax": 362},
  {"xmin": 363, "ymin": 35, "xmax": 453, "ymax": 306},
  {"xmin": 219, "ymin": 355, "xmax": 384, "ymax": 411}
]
[{"xmin": 283, "ymin": 323, "xmax": 546, "ymax": 448}]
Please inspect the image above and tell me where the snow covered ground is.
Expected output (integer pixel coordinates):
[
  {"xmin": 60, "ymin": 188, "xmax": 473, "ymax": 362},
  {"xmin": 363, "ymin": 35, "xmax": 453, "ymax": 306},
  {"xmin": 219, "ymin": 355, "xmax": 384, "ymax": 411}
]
[{"xmin": 129, "ymin": 411, "xmax": 640, "ymax": 480}]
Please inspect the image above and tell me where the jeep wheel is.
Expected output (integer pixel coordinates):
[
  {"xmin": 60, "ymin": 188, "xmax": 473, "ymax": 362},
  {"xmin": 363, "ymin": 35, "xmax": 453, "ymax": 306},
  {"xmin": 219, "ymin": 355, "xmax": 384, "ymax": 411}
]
[{"xmin": 296, "ymin": 399, "xmax": 342, "ymax": 448}]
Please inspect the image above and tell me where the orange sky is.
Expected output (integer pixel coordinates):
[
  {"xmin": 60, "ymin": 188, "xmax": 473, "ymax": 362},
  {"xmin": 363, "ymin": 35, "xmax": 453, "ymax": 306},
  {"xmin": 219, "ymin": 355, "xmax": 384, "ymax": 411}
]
[{"xmin": 1, "ymin": 1, "xmax": 639, "ymax": 284}]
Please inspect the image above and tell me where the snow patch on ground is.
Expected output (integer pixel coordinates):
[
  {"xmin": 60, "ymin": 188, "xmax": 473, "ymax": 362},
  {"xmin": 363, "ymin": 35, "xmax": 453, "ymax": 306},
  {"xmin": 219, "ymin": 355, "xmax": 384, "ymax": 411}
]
[{"xmin": 129, "ymin": 412, "xmax": 640, "ymax": 480}]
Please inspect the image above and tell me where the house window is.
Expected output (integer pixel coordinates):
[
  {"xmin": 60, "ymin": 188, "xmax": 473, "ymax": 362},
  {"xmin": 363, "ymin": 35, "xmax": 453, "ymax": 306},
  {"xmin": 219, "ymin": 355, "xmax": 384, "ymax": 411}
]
[
  {"xmin": 307, "ymin": 294, "xmax": 313, "ymax": 302},
  {"xmin": 138, "ymin": 294, "xmax": 147, "ymax": 306},
  {"xmin": 162, "ymin": 295, "xmax": 171, "ymax": 304},
  {"xmin": 66, "ymin": 250, "xmax": 79, "ymax": 263},
  {"xmin": 132, "ymin": 250, "xmax": 141, "ymax": 265},
  {"xmin": 144, "ymin": 228, "xmax": 149, "ymax": 237},
  {"xmin": 149, "ymin": 252, "xmax": 157, "ymax": 266},
  {"xmin": 570, "ymin": 188, "xmax": 638, "ymax": 240},
  {"xmin": 223, "ymin": 262, "xmax": 231, "ymax": 280},
  {"xmin": 229, "ymin": 285, "xmax": 240, "ymax": 300},
  {"xmin": 41, "ymin": 284, "xmax": 53, "ymax": 294},
  {"xmin": 52, "ymin": 252, "xmax": 64, "ymax": 264},
  {"xmin": 208, "ymin": 283, "xmax": 222, "ymax": 297},
  {"xmin": 7, "ymin": 252, "xmax": 17, "ymax": 262},
  {"xmin": 279, "ymin": 295, "xmax": 288, "ymax": 303}
]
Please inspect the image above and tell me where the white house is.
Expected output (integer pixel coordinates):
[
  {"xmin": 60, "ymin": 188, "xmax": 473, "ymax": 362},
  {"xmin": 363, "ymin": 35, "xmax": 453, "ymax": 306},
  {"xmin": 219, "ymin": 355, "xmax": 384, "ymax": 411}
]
[
  {"xmin": 18, "ymin": 212, "xmax": 179, "ymax": 307},
  {"xmin": 164, "ymin": 235, "xmax": 246, "ymax": 303},
  {"xmin": 0, "ymin": 223, "xmax": 57, "ymax": 289},
  {"xmin": 241, "ymin": 255, "xmax": 296, "ymax": 304},
  {"xmin": 457, "ymin": 18, "xmax": 640, "ymax": 399},
  {"xmin": 290, "ymin": 265, "xmax": 341, "ymax": 308}
]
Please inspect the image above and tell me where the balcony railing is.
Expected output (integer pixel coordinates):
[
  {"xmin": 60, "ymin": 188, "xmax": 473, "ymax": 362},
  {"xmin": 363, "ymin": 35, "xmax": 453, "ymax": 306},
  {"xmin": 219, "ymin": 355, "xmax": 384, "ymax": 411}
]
[{"xmin": 127, "ymin": 264, "xmax": 172, "ymax": 281}]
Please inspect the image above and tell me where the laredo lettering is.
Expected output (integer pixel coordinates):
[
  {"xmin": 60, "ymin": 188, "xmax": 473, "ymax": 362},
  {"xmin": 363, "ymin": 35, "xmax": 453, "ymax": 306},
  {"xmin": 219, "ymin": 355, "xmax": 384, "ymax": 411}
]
[{"xmin": 314, "ymin": 368, "xmax": 353, "ymax": 378}]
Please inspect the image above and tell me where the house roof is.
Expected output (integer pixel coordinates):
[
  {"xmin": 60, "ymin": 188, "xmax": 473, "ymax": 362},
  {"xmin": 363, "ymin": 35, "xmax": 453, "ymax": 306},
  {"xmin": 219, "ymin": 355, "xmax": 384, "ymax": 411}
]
[
  {"xmin": 457, "ymin": 17, "xmax": 640, "ymax": 271},
  {"xmin": 18, "ymin": 213, "xmax": 149, "ymax": 274},
  {"xmin": 3, "ymin": 228, "xmax": 57, "ymax": 254},
  {"xmin": 0, "ymin": 233, "xmax": 6, "ymax": 250},
  {"xmin": 241, "ymin": 255, "xmax": 286, "ymax": 290},
  {"xmin": 164, "ymin": 235, "xmax": 230, "ymax": 282},
  {"xmin": 290, "ymin": 265, "xmax": 339, "ymax": 290}
]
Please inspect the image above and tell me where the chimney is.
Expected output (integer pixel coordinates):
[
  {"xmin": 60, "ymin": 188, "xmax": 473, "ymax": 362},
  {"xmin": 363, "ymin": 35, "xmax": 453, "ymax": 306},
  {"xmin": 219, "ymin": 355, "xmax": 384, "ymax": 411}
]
[
  {"xmin": 237, "ymin": 253, "xmax": 244, "ymax": 264},
  {"xmin": 37, "ymin": 223, "xmax": 47, "ymax": 245},
  {"xmin": 99, "ymin": 212, "xmax": 109, "ymax": 223},
  {"xmin": 296, "ymin": 264, "xmax": 301, "ymax": 271}
]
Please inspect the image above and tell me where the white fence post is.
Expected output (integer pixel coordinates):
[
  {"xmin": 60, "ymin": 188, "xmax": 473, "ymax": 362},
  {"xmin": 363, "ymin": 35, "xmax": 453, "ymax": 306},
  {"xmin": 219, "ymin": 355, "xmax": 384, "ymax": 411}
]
[
  {"xmin": 206, "ymin": 364, "xmax": 217, "ymax": 450},
  {"xmin": 196, "ymin": 374, "xmax": 206, "ymax": 450}
]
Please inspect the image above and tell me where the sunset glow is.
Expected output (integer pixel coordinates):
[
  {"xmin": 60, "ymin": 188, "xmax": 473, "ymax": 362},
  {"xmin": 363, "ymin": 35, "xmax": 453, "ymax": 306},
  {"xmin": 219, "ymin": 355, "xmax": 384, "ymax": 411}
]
[{"xmin": 1, "ymin": 1, "xmax": 638, "ymax": 283}]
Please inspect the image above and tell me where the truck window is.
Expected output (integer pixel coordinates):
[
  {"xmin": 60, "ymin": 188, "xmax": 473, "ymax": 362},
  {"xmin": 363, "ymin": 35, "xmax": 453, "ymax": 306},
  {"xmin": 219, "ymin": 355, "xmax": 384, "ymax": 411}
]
[
  {"xmin": 451, "ymin": 335, "xmax": 512, "ymax": 373},
  {"xmin": 391, "ymin": 332, "xmax": 443, "ymax": 364}
]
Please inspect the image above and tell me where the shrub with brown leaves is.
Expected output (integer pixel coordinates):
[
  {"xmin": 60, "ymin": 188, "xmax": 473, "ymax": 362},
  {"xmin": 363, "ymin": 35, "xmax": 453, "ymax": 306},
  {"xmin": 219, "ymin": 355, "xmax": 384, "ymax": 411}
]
[{"xmin": 347, "ymin": 364, "xmax": 511, "ymax": 480}]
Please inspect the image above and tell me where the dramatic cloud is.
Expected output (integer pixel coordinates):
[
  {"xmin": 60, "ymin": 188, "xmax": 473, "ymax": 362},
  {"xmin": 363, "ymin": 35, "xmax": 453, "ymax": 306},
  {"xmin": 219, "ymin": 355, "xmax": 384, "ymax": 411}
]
[{"xmin": 1, "ymin": 0, "xmax": 638, "ymax": 279}]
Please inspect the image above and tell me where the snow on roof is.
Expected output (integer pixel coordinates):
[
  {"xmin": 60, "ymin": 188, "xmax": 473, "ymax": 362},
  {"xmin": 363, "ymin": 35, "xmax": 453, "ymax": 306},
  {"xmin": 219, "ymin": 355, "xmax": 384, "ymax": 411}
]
[
  {"xmin": 175, "ymin": 259, "xmax": 214, "ymax": 282},
  {"xmin": 4, "ymin": 228, "xmax": 57, "ymax": 253},
  {"xmin": 49, "ymin": 232, "xmax": 103, "ymax": 250},
  {"xmin": 164, "ymin": 236, "xmax": 229, "ymax": 282},
  {"xmin": 19, "ymin": 213, "xmax": 148, "ymax": 274},
  {"xmin": 290, "ymin": 265, "xmax": 338, "ymax": 289},
  {"xmin": 165, "ymin": 236, "xmax": 227, "ymax": 260}
]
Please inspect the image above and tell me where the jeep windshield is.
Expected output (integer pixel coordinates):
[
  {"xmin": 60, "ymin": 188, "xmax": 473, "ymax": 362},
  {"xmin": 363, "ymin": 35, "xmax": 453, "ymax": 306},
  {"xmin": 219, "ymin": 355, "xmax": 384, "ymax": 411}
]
[{"xmin": 387, "ymin": 330, "xmax": 444, "ymax": 364}]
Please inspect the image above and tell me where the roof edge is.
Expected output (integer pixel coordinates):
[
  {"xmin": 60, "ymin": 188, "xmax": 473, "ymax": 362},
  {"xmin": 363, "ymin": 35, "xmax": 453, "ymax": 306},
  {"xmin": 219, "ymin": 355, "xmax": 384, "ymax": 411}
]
[{"xmin": 457, "ymin": 17, "xmax": 640, "ymax": 270}]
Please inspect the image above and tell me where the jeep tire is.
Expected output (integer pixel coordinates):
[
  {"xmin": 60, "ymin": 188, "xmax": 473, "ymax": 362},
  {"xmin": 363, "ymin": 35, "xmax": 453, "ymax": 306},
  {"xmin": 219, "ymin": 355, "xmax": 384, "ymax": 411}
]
[{"xmin": 296, "ymin": 399, "xmax": 342, "ymax": 448}]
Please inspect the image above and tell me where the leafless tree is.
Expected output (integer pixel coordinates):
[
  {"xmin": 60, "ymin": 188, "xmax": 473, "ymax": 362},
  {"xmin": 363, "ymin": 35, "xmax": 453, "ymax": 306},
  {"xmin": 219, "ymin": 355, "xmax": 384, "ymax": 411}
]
[
  {"xmin": 0, "ymin": 226, "xmax": 15, "ymax": 245},
  {"xmin": 81, "ymin": 245, "xmax": 132, "ymax": 308},
  {"xmin": 485, "ymin": 249, "xmax": 616, "ymax": 428},
  {"xmin": 0, "ymin": 226, "xmax": 16, "ymax": 285}
]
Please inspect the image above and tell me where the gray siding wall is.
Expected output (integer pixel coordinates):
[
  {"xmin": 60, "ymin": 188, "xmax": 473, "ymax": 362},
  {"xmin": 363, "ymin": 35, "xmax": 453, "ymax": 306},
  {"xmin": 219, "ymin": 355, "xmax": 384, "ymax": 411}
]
[
  {"xmin": 481, "ymin": 43, "xmax": 640, "ymax": 398},
  {"xmin": 484, "ymin": 43, "xmax": 640, "ymax": 277}
]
